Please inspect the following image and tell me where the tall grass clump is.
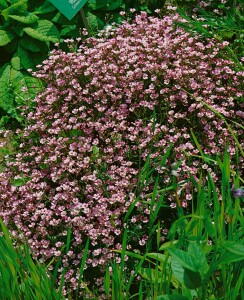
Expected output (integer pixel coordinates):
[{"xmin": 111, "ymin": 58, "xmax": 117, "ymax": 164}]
[
  {"xmin": 0, "ymin": 11, "xmax": 243, "ymax": 296},
  {"xmin": 0, "ymin": 219, "xmax": 64, "ymax": 300},
  {"xmin": 113, "ymin": 149, "xmax": 244, "ymax": 299}
]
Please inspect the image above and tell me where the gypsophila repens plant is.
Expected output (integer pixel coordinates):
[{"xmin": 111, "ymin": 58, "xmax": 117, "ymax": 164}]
[{"xmin": 0, "ymin": 11, "xmax": 243, "ymax": 297}]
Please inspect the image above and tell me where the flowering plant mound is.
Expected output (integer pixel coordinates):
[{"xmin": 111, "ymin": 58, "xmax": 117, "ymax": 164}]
[{"xmin": 0, "ymin": 12, "xmax": 243, "ymax": 295}]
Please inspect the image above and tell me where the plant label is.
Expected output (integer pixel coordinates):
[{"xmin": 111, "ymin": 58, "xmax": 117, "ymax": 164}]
[{"xmin": 48, "ymin": 0, "xmax": 88, "ymax": 20}]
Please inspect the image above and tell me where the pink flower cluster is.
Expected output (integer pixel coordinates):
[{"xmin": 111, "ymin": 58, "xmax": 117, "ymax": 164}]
[{"xmin": 0, "ymin": 12, "xmax": 243, "ymax": 295}]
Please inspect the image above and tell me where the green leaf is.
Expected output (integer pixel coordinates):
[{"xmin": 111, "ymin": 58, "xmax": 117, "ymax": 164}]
[
  {"xmin": 11, "ymin": 178, "xmax": 26, "ymax": 187},
  {"xmin": 1, "ymin": 1, "xmax": 28, "ymax": 21},
  {"xmin": 87, "ymin": 0, "xmax": 122, "ymax": 11},
  {"xmin": 9, "ymin": 13, "xmax": 39, "ymax": 24},
  {"xmin": 18, "ymin": 45, "xmax": 45, "ymax": 70},
  {"xmin": 23, "ymin": 20, "xmax": 59, "ymax": 43},
  {"xmin": 187, "ymin": 242, "xmax": 209, "ymax": 274},
  {"xmin": 0, "ymin": 64, "xmax": 14, "ymax": 111},
  {"xmin": 19, "ymin": 36, "xmax": 41, "ymax": 52},
  {"xmin": 184, "ymin": 268, "xmax": 202, "ymax": 289},
  {"xmin": 157, "ymin": 295, "xmax": 189, "ymax": 300},
  {"xmin": 146, "ymin": 253, "xmax": 168, "ymax": 263},
  {"xmin": 0, "ymin": 0, "xmax": 8, "ymax": 10},
  {"xmin": 171, "ymin": 258, "xmax": 185, "ymax": 285},
  {"xmin": 34, "ymin": 2, "xmax": 57, "ymax": 14},
  {"xmin": 220, "ymin": 241, "xmax": 244, "ymax": 263},
  {"xmin": 160, "ymin": 240, "xmax": 179, "ymax": 251},
  {"xmin": 0, "ymin": 30, "xmax": 14, "ymax": 46},
  {"xmin": 11, "ymin": 56, "xmax": 21, "ymax": 70},
  {"xmin": 168, "ymin": 248, "xmax": 200, "ymax": 272},
  {"xmin": 86, "ymin": 12, "xmax": 105, "ymax": 32},
  {"xmin": 138, "ymin": 267, "xmax": 159, "ymax": 283}
]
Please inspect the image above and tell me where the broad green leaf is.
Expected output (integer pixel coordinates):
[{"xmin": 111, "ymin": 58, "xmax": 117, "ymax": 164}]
[
  {"xmin": 168, "ymin": 248, "xmax": 200, "ymax": 272},
  {"xmin": 171, "ymin": 258, "xmax": 185, "ymax": 285},
  {"xmin": 0, "ymin": 30, "xmax": 14, "ymax": 46},
  {"xmin": 187, "ymin": 242, "xmax": 209, "ymax": 274},
  {"xmin": 19, "ymin": 36, "xmax": 41, "ymax": 52},
  {"xmin": 0, "ymin": 64, "xmax": 14, "ymax": 111},
  {"xmin": 18, "ymin": 45, "xmax": 46, "ymax": 70},
  {"xmin": 86, "ymin": 12, "xmax": 105, "ymax": 32},
  {"xmin": 1, "ymin": 1, "xmax": 27, "ymax": 21},
  {"xmin": 23, "ymin": 20, "xmax": 59, "ymax": 43},
  {"xmin": 157, "ymin": 295, "xmax": 189, "ymax": 300},
  {"xmin": 11, "ymin": 56, "xmax": 21, "ymax": 70},
  {"xmin": 0, "ymin": 0, "xmax": 8, "ymax": 10},
  {"xmin": 9, "ymin": 13, "xmax": 39, "ymax": 24},
  {"xmin": 220, "ymin": 241, "xmax": 244, "ymax": 263},
  {"xmin": 184, "ymin": 268, "xmax": 202, "ymax": 289},
  {"xmin": 223, "ymin": 242, "xmax": 244, "ymax": 256}
]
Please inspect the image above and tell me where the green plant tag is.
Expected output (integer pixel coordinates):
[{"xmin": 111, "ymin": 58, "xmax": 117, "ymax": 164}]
[{"xmin": 48, "ymin": 0, "xmax": 88, "ymax": 20}]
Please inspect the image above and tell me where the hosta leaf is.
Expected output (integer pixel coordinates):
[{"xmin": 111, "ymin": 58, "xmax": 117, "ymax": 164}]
[
  {"xmin": 0, "ymin": 30, "xmax": 14, "ymax": 46},
  {"xmin": 9, "ymin": 13, "xmax": 39, "ymax": 24},
  {"xmin": 23, "ymin": 20, "xmax": 59, "ymax": 43}
]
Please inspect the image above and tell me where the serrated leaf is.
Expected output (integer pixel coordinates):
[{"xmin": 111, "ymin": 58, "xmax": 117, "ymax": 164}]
[
  {"xmin": 23, "ymin": 20, "xmax": 59, "ymax": 43},
  {"xmin": 11, "ymin": 56, "xmax": 21, "ymax": 70},
  {"xmin": 9, "ymin": 13, "xmax": 39, "ymax": 24},
  {"xmin": 1, "ymin": 1, "xmax": 28, "ymax": 21},
  {"xmin": 0, "ymin": 30, "xmax": 14, "ymax": 46}
]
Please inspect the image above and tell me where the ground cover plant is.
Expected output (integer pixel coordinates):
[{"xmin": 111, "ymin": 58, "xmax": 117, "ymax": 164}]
[
  {"xmin": 0, "ymin": 8, "xmax": 243, "ymax": 299},
  {"xmin": 0, "ymin": 0, "xmax": 166, "ymax": 130}
]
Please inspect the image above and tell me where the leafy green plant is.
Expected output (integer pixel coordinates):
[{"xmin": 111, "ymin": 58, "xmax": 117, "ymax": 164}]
[
  {"xmin": 0, "ymin": 218, "xmax": 65, "ymax": 300},
  {"xmin": 114, "ymin": 148, "xmax": 243, "ymax": 299},
  {"xmin": 176, "ymin": 0, "xmax": 244, "ymax": 65}
]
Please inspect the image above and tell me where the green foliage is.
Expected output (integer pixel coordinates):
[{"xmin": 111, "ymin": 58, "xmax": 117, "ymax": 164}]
[
  {"xmin": 0, "ymin": 0, "xmax": 168, "ymax": 129},
  {"xmin": 177, "ymin": 0, "xmax": 244, "ymax": 64},
  {"xmin": 0, "ymin": 219, "xmax": 65, "ymax": 300},
  {"xmin": 111, "ymin": 148, "xmax": 243, "ymax": 299}
]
